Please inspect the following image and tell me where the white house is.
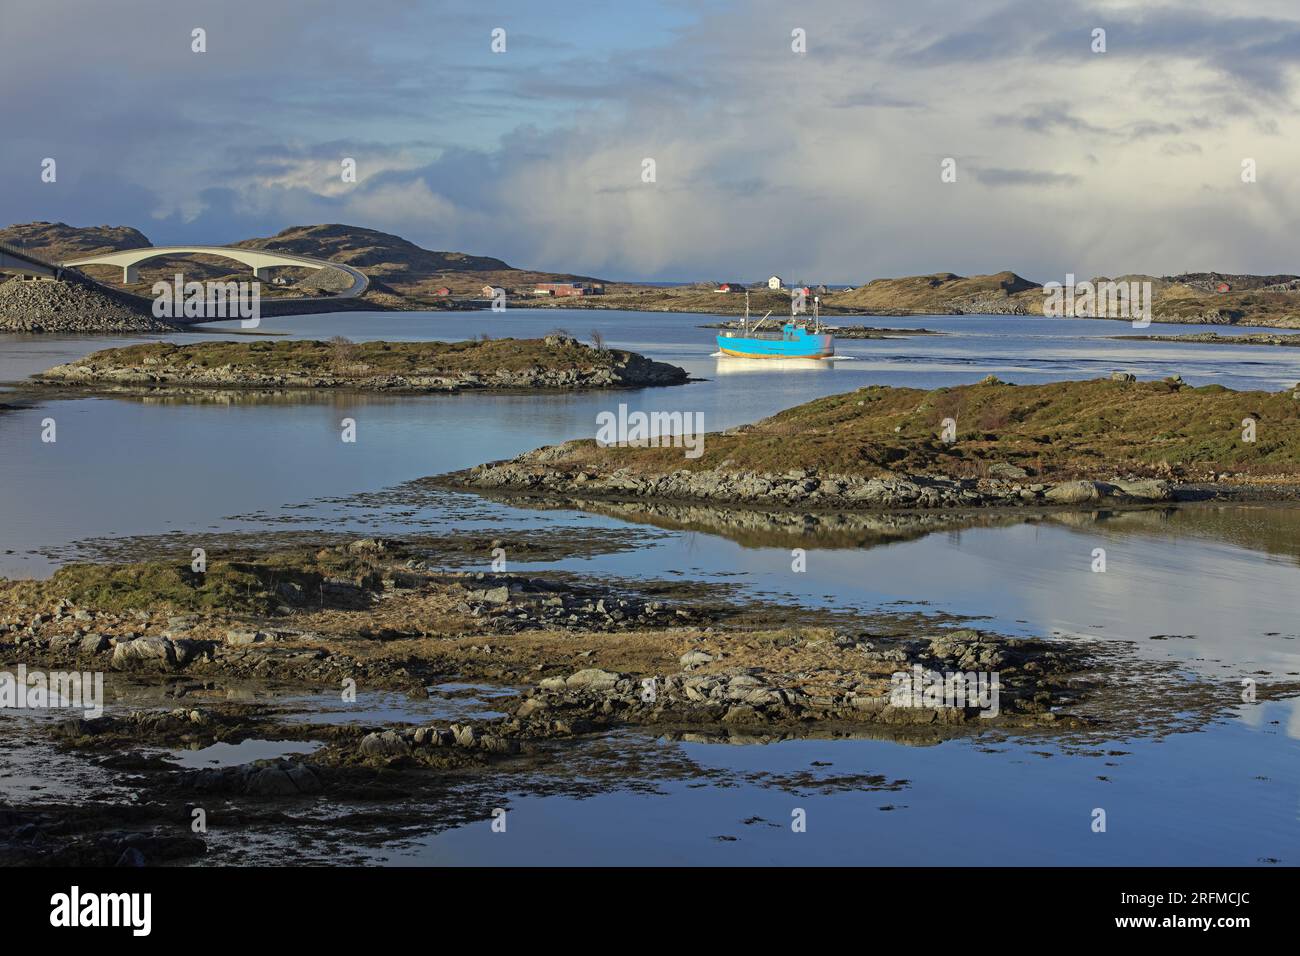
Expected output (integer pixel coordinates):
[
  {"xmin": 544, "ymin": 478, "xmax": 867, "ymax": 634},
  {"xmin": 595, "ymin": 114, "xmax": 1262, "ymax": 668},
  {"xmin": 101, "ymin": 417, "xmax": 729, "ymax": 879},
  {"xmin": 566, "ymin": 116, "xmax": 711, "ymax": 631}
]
[{"xmin": 767, "ymin": 275, "xmax": 782, "ymax": 290}]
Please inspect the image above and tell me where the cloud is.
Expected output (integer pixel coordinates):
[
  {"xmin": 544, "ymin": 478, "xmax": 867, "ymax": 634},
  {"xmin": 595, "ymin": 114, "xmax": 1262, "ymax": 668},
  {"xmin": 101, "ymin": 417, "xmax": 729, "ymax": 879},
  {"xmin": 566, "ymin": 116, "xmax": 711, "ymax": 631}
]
[
  {"xmin": 830, "ymin": 86, "xmax": 920, "ymax": 109},
  {"xmin": 995, "ymin": 103, "xmax": 1109, "ymax": 136},
  {"xmin": 971, "ymin": 167, "xmax": 1082, "ymax": 187},
  {"xmin": 6, "ymin": 0, "xmax": 1300, "ymax": 280}
]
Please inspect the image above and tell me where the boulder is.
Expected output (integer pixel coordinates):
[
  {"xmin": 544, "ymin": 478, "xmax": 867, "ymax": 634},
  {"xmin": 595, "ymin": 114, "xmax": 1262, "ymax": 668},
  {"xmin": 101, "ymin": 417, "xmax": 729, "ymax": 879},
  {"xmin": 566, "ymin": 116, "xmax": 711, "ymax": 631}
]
[
  {"xmin": 1110, "ymin": 478, "xmax": 1171, "ymax": 501},
  {"xmin": 450, "ymin": 724, "xmax": 480, "ymax": 748},
  {"xmin": 78, "ymin": 633, "xmax": 111, "ymax": 655},
  {"xmin": 358, "ymin": 730, "xmax": 411, "ymax": 757},
  {"xmin": 282, "ymin": 763, "xmax": 321, "ymax": 793},
  {"xmin": 1043, "ymin": 480, "xmax": 1104, "ymax": 504},
  {"xmin": 722, "ymin": 704, "xmax": 759, "ymax": 723},
  {"xmin": 241, "ymin": 761, "xmax": 320, "ymax": 796},
  {"xmin": 225, "ymin": 629, "xmax": 267, "ymax": 646},
  {"xmin": 565, "ymin": 668, "xmax": 621, "ymax": 691},
  {"xmin": 515, "ymin": 698, "xmax": 548, "ymax": 717},
  {"xmin": 170, "ymin": 639, "xmax": 212, "ymax": 667},
  {"xmin": 481, "ymin": 585, "xmax": 511, "ymax": 604},
  {"xmin": 110, "ymin": 637, "xmax": 176, "ymax": 670},
  {"xmin": 987, "ymin": 462, "xmax": 1029, "ymax": 480}
]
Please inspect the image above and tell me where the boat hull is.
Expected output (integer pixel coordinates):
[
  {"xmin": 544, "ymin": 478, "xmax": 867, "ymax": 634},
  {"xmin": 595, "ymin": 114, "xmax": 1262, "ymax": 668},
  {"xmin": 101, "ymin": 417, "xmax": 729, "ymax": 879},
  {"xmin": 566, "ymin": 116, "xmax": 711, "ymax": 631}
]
[{"xmin": 716, "ymin": 330, "xmax": 834, "ymax": 359}]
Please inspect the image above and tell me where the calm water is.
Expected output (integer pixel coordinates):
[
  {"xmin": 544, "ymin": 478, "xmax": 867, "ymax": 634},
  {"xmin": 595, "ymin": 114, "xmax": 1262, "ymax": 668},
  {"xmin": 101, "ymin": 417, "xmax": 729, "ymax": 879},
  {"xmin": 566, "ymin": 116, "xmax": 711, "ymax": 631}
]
[{"xmin": 2, "ymin": 308, "xmax": 1298, "ymax": 864}]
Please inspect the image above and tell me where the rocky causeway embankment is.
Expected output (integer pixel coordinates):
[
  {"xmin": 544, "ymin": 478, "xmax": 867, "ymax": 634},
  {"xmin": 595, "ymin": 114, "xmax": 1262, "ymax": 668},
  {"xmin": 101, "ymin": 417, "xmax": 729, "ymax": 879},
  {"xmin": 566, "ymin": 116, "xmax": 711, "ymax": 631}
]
[{"xmin": 0, "ymin": 275, "xmax": 176, "ymax": 334}]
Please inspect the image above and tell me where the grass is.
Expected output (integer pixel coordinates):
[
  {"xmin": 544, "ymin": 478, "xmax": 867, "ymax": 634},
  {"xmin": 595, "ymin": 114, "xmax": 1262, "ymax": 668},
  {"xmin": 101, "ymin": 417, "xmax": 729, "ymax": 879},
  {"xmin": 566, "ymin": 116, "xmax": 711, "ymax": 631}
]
[
  {"xmin": 3, "ymin": 548, "xmax": 389, "ymax": 614},
  {"xmin": 511, "ymin": 377, "xmax": 1300, "ymax": 480}
]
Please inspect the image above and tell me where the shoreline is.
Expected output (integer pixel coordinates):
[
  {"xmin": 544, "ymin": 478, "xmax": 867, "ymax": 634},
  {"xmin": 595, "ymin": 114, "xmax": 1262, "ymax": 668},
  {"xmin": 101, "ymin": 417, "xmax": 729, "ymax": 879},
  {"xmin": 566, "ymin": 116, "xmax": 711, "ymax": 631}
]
[
  {"xmin": 1114, "ymin": 331, "xmax": 1300, "ymax": 347},
  {"xmin": 441, "ymin": 464, "xmax": 1300, "ymax": 512}
]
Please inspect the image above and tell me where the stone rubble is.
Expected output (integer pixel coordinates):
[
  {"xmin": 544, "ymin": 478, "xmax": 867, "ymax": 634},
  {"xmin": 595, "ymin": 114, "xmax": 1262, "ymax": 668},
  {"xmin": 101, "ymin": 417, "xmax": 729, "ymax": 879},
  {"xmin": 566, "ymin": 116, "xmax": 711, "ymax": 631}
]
[{"xmin": 0, "ymin": 275, "xmax": 176, "ymax": 333}]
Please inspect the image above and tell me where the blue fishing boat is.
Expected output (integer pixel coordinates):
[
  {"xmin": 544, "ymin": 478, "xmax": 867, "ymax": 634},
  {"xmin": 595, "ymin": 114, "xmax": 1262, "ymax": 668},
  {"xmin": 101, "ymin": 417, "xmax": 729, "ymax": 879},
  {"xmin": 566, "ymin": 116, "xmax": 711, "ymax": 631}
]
[{"xmin": 716, "ymin": 292, "xmax": 834, "ymax": 359}]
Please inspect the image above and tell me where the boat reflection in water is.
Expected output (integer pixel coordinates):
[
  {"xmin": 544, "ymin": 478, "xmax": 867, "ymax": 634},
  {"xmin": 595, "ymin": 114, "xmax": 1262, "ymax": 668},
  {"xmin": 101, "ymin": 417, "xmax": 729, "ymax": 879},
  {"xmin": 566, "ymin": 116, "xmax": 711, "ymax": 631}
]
[{"xmin": 711, "ymin": 354, "xmax": 839, "ymax": 374}]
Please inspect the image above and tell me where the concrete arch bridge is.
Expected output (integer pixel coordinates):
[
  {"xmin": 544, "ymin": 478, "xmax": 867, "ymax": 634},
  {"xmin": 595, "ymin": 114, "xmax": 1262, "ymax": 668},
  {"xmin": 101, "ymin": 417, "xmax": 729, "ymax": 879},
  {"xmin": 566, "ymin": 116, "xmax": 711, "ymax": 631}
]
[{"xmin": 61, "ymin": 246, "xmax": 369, "ymax": 297}]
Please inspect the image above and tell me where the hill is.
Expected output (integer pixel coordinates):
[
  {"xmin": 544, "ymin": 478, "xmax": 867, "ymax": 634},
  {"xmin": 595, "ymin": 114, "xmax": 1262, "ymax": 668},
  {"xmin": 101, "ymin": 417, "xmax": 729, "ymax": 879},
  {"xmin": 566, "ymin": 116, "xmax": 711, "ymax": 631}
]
[
  {"xmin": 234, "ymin": 223, "xmax": 605, "ymax": 305},
  {"xmin": 0, "ymin": 221, "xmax": 150, "ymax": 261},
  {"xmin": 822, "ymin": 270, "xmax": 1300, "ymax": 327},
  {"xmin": 5, "ymin": 221, "xmax": 1300, "ymax": 327},
  {"xmin": 232, "ymin": 223, "xmax": 510, "ymax": 277},
  {"xmin": 0, "ymin": 221, "xmax": 605, "ymax": 310},
  {"xmin": 825, "ymin": 271, "xmax": 1041, "ymax": 314}
]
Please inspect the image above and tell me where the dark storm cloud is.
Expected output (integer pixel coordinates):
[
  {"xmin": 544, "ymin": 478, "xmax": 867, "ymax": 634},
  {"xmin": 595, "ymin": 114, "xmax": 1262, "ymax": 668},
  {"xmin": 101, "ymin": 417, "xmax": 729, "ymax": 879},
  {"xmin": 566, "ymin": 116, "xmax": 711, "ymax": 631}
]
[{"xmin": 972, "ymin": 167, "xmax": 1082, "ymax": 187}]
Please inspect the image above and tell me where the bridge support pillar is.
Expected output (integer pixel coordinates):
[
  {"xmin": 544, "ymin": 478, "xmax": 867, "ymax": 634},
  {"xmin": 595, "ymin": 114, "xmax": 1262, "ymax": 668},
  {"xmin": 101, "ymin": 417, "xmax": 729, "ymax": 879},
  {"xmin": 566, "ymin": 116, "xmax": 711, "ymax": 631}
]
[
  {"xmin": 253, "ymin": 266, "xmax": 271, "ymax": 281},
  {"xmin": 122, "ymin": 264, "xmax": 139, "ymax": 284}
]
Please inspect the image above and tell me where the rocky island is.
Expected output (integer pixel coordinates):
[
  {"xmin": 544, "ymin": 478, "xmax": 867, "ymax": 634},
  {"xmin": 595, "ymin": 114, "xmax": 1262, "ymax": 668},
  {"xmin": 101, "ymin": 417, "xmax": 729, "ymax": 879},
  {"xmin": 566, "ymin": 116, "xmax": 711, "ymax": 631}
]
[
  {"xmin": 31, "ymin": 334, "xmax": 690, "ymax": 393},
  {"xmin": 444, "ymin": 375, "xmax": 1300, "ymax": 510},
  {"xmin": 1115, "ymin": 331, "xmax": 1300, "ymax": 347}
]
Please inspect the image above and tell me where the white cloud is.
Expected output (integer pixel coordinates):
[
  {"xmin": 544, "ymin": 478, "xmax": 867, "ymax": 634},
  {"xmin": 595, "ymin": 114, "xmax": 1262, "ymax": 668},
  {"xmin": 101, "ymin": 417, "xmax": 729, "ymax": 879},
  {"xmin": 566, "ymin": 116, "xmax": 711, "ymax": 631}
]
[{"xmin": 7, "ymin": 0, "xmax": 1300, "ymax": 280}]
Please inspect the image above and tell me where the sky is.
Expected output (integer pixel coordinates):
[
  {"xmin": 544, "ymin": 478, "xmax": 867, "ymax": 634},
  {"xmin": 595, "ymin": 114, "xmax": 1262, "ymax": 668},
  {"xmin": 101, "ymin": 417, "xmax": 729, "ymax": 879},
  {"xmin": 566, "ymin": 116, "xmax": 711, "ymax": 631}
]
[{"xmin": 4, "ymin": 0, "xmax": 1300, "ymax": 283}]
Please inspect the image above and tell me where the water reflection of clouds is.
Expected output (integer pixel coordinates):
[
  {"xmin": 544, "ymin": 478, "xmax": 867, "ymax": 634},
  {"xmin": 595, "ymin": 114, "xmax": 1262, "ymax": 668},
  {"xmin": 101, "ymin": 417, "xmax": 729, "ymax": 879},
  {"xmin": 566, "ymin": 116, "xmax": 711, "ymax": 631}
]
[
  {"xmin": 1236, "ymin": 697, "xmax": 1300, "ymax": 741},
  {"xmin": 612, "ymin": 514, "xmax": 1300, "ymax": 680}
]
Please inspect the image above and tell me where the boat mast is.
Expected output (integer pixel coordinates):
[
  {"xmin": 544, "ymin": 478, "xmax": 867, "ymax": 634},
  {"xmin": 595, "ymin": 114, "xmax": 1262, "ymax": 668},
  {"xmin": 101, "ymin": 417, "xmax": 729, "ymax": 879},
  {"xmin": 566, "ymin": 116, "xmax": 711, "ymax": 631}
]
[
  {"xmin": 813, "ymin": 295, "xmax": 820, "ymax": 333},
  {"xmin": 744, "ymin": 290, "xmax": 750, "ymax": 333}
]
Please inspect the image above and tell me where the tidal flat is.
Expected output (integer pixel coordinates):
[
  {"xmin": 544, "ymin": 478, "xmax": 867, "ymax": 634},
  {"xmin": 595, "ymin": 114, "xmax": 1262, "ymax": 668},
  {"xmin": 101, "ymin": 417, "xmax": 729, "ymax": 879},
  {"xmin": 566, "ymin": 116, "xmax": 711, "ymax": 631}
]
[{"xmin": 4, "ymin": 533, "xmax": 1294, "ymax": 866}]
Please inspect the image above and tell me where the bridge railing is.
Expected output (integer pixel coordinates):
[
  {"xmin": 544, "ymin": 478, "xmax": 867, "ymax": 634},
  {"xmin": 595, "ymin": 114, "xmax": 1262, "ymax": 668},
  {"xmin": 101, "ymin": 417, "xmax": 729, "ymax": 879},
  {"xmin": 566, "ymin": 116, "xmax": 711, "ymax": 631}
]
[
  {"xmin": 0, "ymin": 240, "xmax": 64, "ymax": 269},
  {"xmin": 0, "ymin": 240, "xmax": 52, "ymax": 264},
  {"xmin": 0, "ymin": 240, "xmax": 67, "ymax": 281}
]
